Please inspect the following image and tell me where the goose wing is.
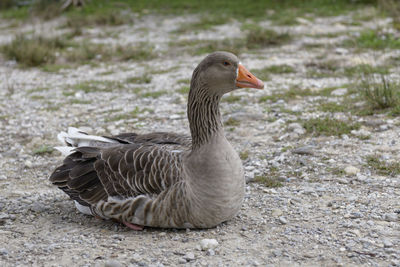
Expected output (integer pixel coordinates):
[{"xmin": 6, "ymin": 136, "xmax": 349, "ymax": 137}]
[{"xmin": 50, "ymin": 138, "xmax": 187, "ymax": 209}]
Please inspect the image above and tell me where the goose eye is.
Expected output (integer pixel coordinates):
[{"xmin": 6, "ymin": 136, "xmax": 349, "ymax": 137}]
[{"xmin": 223, "ymin": 61, "xmax": 230, "ymax": 66}]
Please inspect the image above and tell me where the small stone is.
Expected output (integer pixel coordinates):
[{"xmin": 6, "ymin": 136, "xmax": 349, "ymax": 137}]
[
  {"xmin": 339, "ymin": 247, "xmax": 346, "ymax": 252},
  {"xmin": 104, "ymin": 260, "xmax": 123, "ymax": 267},
  {"xmin": 200, "ymin": 239, "xmax": 219, "ymax": 251},
  {"xmin": 24, "ymin": 160, "xmax": 33, "ymax": 168},
  {"xmin": 331, "ymin": 88, "xmax": 348, "ymax": 96},
  {"xmin": 0, "ymin": 248, "xmax": 8, "ymax": 256},
  {"xmin": 0, "ymin": 213, "xmax": 9, "ymax": 220},
  {"xmin": 278, "ymin": 216, "xmax": 287, "ymax": 224},
  {"xmin": 183, "ymin": 252, "xmax": 195, "ymax": 261},
  {"xmin": 296, "ymin": 17, "xmax": 311, "ymax": 25},
  {"xmin": 287, "ymin": 123, "xmax": 306, "ymax": 135},
  {"xmin": 384, "ymin": 213, "xmax": 398, "ymax": 222},
  {"xmin": 379, "ymin": 124, "xmax": 389, "ymax": 131},
  {"xmin": 292, "ymin": 146, "xmax": 314, "ymax": 155},
  {"xmin": 30, "ymin": 203, "xmax": 46, "ymax": 213},
  {"xmin": 178, "ymin": 258, "xmax": 187, "ymax": 264},
  {"xmin": 271, "ymin": 209, "xmax": 283, "ymax": 217},
  {"xmin": 351, "ymin": 128, "xmax": 370, "ymax": 137},
  {"xmin": 206, "ymin": 249, "xmax": 215, "ymax": 256},
  {"xmin": 169, "ymin": 114, "xmax": 181, "ymax": 120},
  {"xmin": 344, "ymin": 166, "xmax": 360, "ymax": 176},
  {"xmin": 349, "ymin": 212, "xmax": 363, "ymax": 219},
  {"xmin": 337, "ymin": 178, "xmax": 349, "ymax": 184},
  {"xmin": 383, "ymin": 239, "xmax": 393, "ymax": 248},
  {"xmin": 335, "ymin": 48, "xmax": 349, "ymax": 55}
]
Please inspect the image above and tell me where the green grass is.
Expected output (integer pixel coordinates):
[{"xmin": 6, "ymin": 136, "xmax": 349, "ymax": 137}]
[
  {"xmin": 239, "ymin": 150, "xmax": 249, "ymax": 160},
  {"xmin": 106, "ymin": 107, "xmax": 153, "ymax": 122},
  {"xmin": 223, "ymin": 95, "xmax": 241, "ymax": 103},
  {"xmin": 343, "ymin": 64, "xmax": 390, "ymax": 78},
  {"xmin": 173, "ymin": 25, "xmax": 292, "ymax": 55},
  {"xmin": 33, "ymin": 145, "xmax": 54, "ymax": 155},
  {"xmin": 69, "ymin": 99, "xmax": 92, "ymax": 104},
  {"xmin": 318, "ymin": 101, "xmax": 348, "ymax": 113},
  {"xmin": 252, "ymin": 64, "xmax": 294, "ymax": 81},
  {"xmin": 0, "ymin": 34, "xmax": 155, "ymax": 68},
  {"xmin": 225, "ymin": 117, "xmax": 240, "ymax": 126},
  {"xmin": 177, "ymin": 86, "xmax": 190, "ymax": 95},
  {"xmin": 126, "ymin": 75, "xmax": 152, "ymax": 84},
  {"xmin": 344, "ymin": 29, "xmax": 400, "ymax": 50},
  {"xmin": 252, "ymin": 166, "xmax": 285, "ymax": 187},
  {"xmin": 42, "ymin": 64, "xmax": 72, "ymax": 72},
  {"xmin": 302, "ymin": 117, "xmax": 361, "ymax": 136},
  {"xmin": 253, "ymin": 175, "xmax": 283, "ymax": 187},
  {"xmin": 174, "ymin": 38, "xmax": 245, "ymax": 56},
  {"xmin": 72, "ymin": 80, "xmax": 124, "ymax": 93},
  {"xmin": 65, "ymin": 10, "xmax": 134, "ymax": 28},
  {"xmin": 366, "ymin": 155, "xmax": 400, "ymax": 176},
  {"xmin": 30, "ymin": 95, "xmax": 45, "ymax": 100},
  {"xmin": 0, "ymin": 35, "xmax": 67, "ymax": 67},
  {"xmin": 357, "ymin": 74, "xmax": 400, "ymax": 116},
  {"xmin": 306, "ymin": 59, "xmax": 340, "ymax": 78},
  {"xmin": 259, "ymin": 86, "xmax": 312, "ymax": 103},
  {"xmin": 245, "ymin": 25, "xmax": 292, "ymax": 49},
  {"xmin": 142, "ymin": 90, "xmax": 168, "ymax": 98},
  {"xmin": 174, "ymin": 15, "xmax": 229, "ymax": 33},
  {"xmin": 0, "ymin": 0, "xmax": 380, "ymax": 24}
]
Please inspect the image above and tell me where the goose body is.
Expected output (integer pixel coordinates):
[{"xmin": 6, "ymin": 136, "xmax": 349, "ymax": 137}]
[{"xmin": 50, "ymin": 51, "xmax": 264, "ymax": 229}]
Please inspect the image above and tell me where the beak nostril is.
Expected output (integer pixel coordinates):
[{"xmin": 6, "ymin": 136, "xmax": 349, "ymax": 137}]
[{"xmin": 247, "ymin": 75, "xmax": 251, "ymax": 78}]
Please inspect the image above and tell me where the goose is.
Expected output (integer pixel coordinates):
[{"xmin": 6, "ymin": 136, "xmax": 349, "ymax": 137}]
[{"xmin": 50, "ymin": 51, "xmax": 264, "ymax": 230}]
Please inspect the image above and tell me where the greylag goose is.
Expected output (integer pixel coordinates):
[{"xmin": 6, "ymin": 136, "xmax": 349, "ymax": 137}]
[{"xmin": 50, "ymin": 51, "xmax": 264, "ymax": 230}]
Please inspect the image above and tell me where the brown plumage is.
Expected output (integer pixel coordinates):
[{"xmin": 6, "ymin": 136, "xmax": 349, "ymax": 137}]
[{"xmin": 50, "ymin": 51, "xmax": 264, "ymax": 229}]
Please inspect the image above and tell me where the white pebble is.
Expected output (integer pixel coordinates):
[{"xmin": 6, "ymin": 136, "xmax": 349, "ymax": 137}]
[{"xmin": 200, "ymin": 239, "xmax": 219, "ymax": 251}]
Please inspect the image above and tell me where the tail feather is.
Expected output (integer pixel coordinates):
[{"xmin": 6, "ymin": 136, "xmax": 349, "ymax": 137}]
[{"xmin": 55, "ymin": 127, "xmax": 117, "ymax": 156}]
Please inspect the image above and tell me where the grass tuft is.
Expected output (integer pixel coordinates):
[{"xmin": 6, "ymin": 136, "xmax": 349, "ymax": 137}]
[
  {"xmin": 225, "ymin": 117, "xmax": 240, "ymax": 126},
  {"xmin": 345, "ymin": 29, "xmax": 400, "ymax": 50},
  {"xmin": 366, "ymin": 155, "xmax": 400, "ymax": 177},
  {"xmin": 360, "ymin": 74, "xmax": 400, "ymax": 110},
  {"xmin": 126, "ymin": 74, "xmax": 152, "ymax": 84},
  {"xmin": 33, "ymin": 145, "xmax": 54, "ymax": 155},
  {"xmin": 252, "ymin": 167, "xmax": 284, "ymax": 188},
  {"xmin": 302, "ymin": 117, "xmax": 360, "ymax": 136},
  {"xmin": 245, "ymin": 26, "xmax": 292, "ymax": 49},
  {"xmin": 1, "ymin": 35, "xmax": 67, "ymax": 67},
  {"xmin": 239, "ymin": 150, "xmax": 249, "ymax": 160}
]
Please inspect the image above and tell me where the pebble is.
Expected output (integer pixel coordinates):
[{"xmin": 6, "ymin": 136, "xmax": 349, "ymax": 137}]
[
  {"xmin": 206, "ymin": 249, "xmax": 215, "ymax": 256},
  {"xmin": 351, "ymin": 128, "xmax": 371, "ymax": 137},
  {"xmin": 271, "ymin": 209, "xmax": 283, "ymax": 217},
  {"xmin": 344, "ymin": 166, "xmax": 360, "ymax": 176},
  {"xmin": 292, "ymin": 146, "xmax": 314, "ymax": 155},
  {"xmin": 384, "ymin": 213, "xmax": 398, "ymax": 222},
  {"xmin": 0, "ymin": 248, "xmax": 8, "ymax": 256},
  {"xmin": 184, "ymin": 252, "xmax": 195, "ymax": 261},
  {"xmin": 24, "ymin": 160, "xmax": 33, "ymax": 168},
  {"xmin": 331, "ymin": 88, "xmax": 348, "ymax": 96},
  {"xmin": 287, "ymin": 123, "xmax": 306, "ymax": 135},
  {"xmin": 349, "ymin": 212, "xmax": 363, "ymax": 219},
  {"xmin": 104, "ymin": 260, "xmax": 123, "ymax": 267},
  {"xmin": 383, "ymin": 239, "xmax": 393, "ymax": 248},
  {"xmin": 200, "ymin": 239, "xmax": 219, "ymax": 251},
  {"xmin": 278, "ymin": 216, "xmax": 288, "ymax": 225}
]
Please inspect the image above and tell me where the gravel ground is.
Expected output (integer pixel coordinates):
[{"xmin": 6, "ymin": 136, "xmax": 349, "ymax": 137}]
[{"xmin": 0, "ymin": 9, "xmax": 399, "ymax": 267}]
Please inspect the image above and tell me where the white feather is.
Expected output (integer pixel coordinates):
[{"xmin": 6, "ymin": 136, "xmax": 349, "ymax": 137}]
[
  {"xmin": 54, "ymin": 146, "xmax": 75, "ymax": 156},
  {"xmin": 74, "ymin": 201, "xmax": 93, "ymax": 216}
]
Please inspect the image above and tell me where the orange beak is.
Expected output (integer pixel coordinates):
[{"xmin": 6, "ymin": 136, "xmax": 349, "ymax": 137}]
[{"xmin": 236, "ymin": 64, "xmax": 264, "ymax": 89}]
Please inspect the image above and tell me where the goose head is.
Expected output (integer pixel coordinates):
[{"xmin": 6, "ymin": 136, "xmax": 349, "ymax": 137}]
[{"xmin": 190, "ymin": 51, "xmax": 264, "ymax": 96}]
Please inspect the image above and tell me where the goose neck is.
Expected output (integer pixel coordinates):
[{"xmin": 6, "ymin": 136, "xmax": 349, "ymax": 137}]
[{"xmin": 187, "ymin": 87, "xmax": 222, "ymax": 149}]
